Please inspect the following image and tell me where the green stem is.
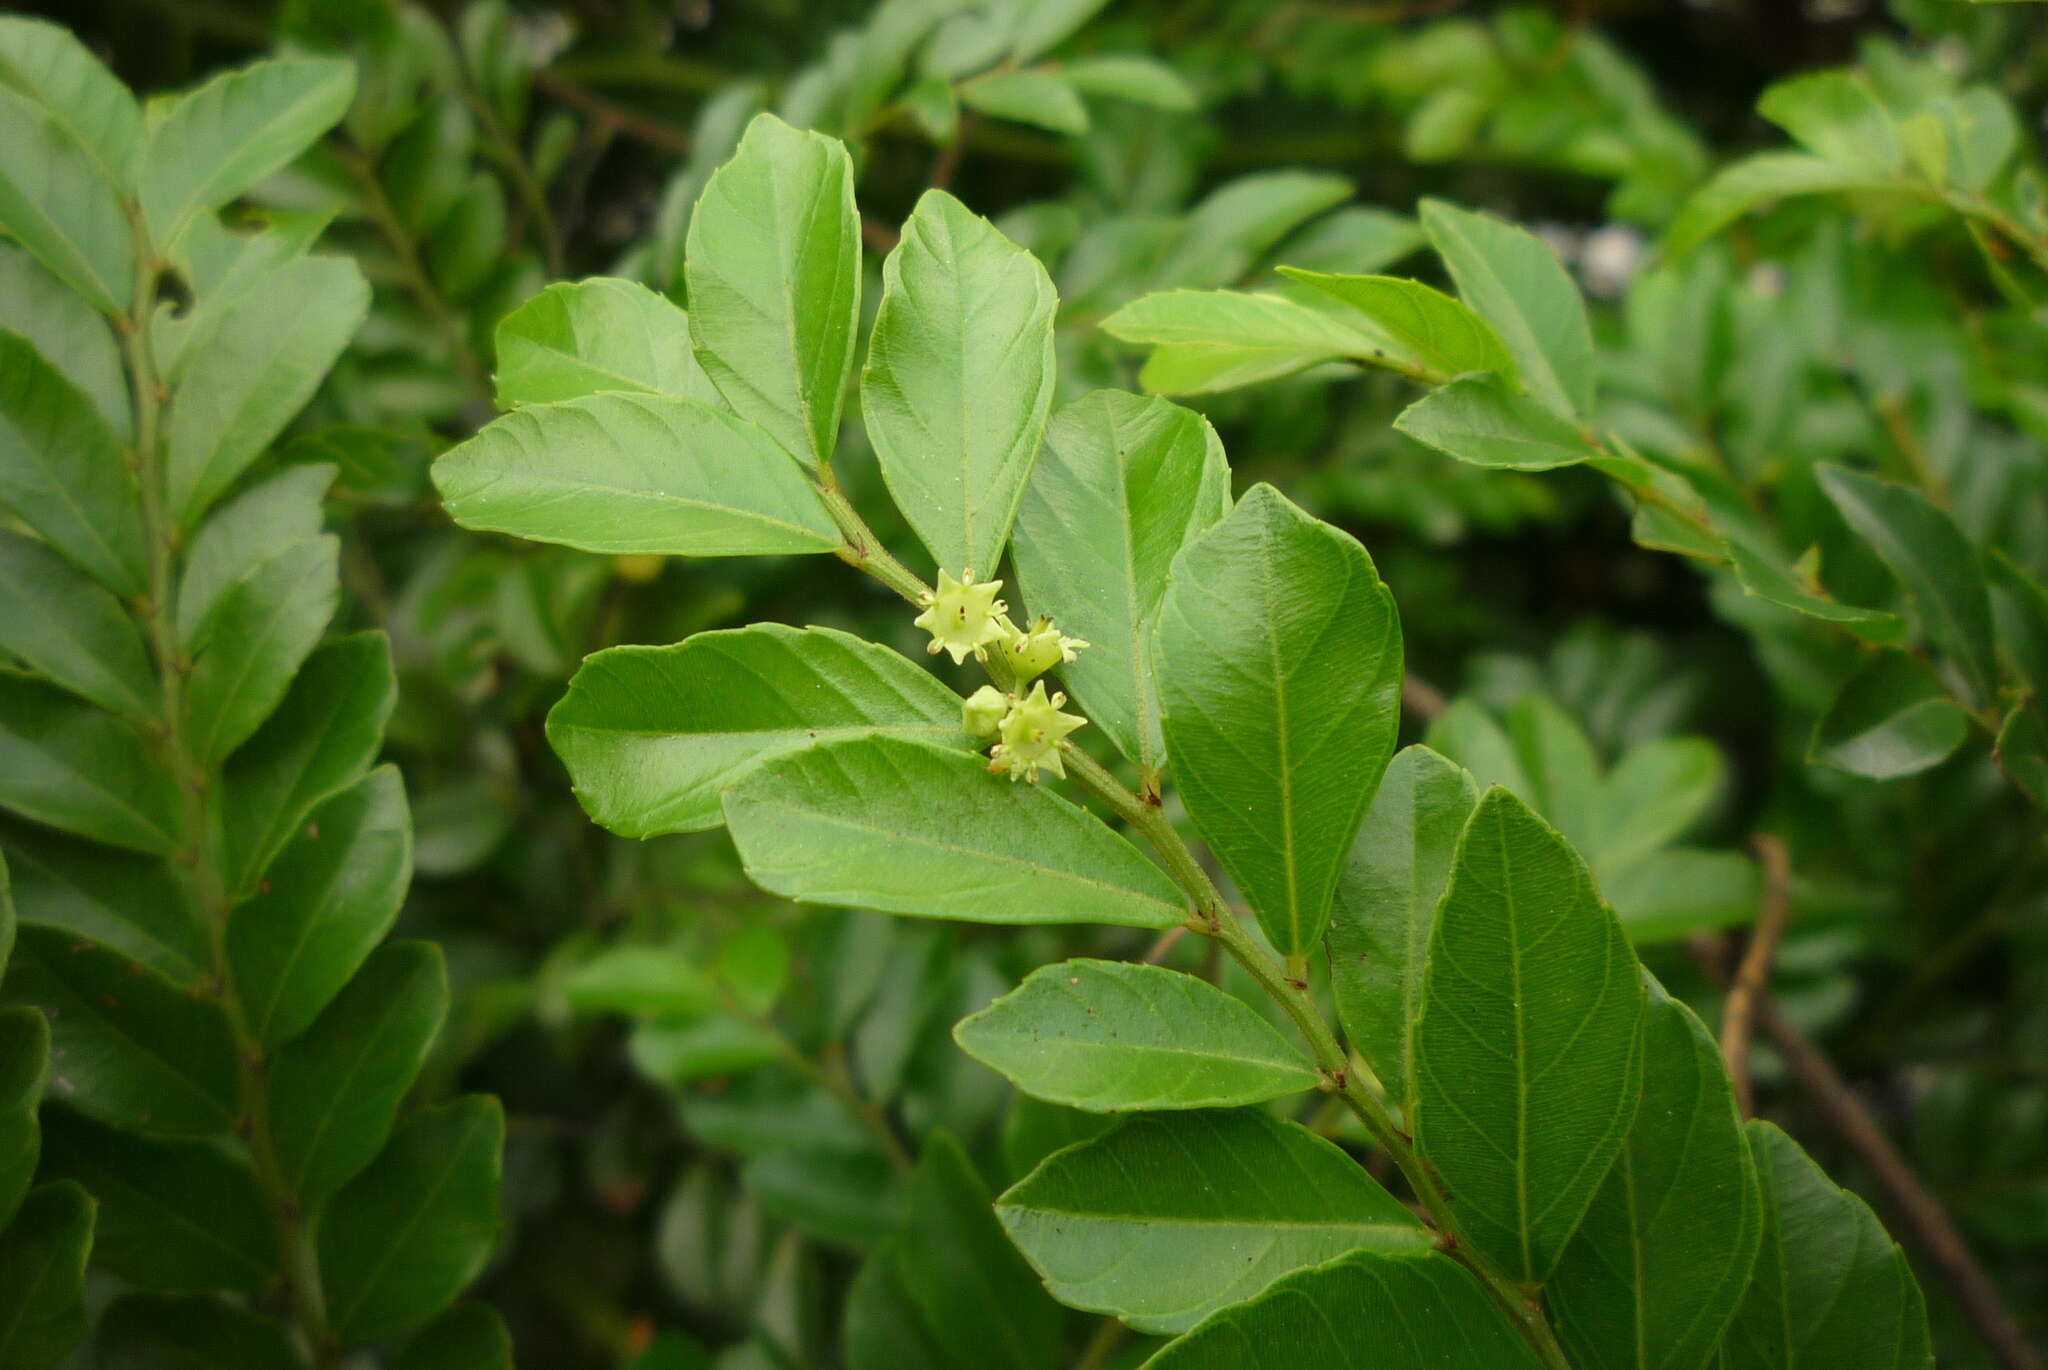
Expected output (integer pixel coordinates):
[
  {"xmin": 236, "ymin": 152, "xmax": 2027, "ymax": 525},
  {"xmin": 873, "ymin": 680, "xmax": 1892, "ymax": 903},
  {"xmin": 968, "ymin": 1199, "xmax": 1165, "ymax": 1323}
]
[
  {"xmin": 121, "ymin": 211, "xmax": 339, "ymax": 1370},
  {"xmin": 814, "ymin": 474, "xmax": 932, "ymax": 607}
]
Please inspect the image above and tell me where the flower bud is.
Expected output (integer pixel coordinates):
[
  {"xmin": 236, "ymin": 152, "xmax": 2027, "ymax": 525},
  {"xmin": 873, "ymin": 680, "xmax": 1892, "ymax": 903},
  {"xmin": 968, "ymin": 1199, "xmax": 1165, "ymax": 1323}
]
[
  {"xmin": 987, "ymin": 681, "xmax": 1086, "ymax": 783},
  {"xmin": 913, "ymin": 569, "xmax": 1008, "ymax": 664},
  {"xmin": 962, "ymin": 685, "xmax": 1008, "ymax": 740}
]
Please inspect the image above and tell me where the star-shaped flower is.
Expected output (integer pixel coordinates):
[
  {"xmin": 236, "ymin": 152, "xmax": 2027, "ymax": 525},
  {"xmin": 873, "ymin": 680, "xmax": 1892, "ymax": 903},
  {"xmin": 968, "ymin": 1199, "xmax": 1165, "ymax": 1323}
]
[
  {"xmin": 1004, "ymin": 615, "xmax": 1090, "ymax": 683},
  {"xmin": 988, "ymin": 681, "xmax": 1086, "ymax": 783},
  {"xmin": 913, "ymin": 569, "xmax": 1008, "ymax": 664}
]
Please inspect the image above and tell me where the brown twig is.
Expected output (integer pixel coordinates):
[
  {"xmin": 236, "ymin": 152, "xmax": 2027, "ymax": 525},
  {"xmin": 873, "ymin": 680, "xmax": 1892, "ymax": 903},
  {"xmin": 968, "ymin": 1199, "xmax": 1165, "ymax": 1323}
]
[
  {"xmin": 1143, "ymin": 925, "xmax": 1188, "ymax": 964},
  {"xmin": 1402, "ymin": 672, "xmax": 1448, "ymax": 721},
  {"xmin": 534, "ymin": 68, "xmax": 692, "ymax": 153},
  {"xmin": 930, "ymin": 111, "xmax": 980, "ymax": 191},
  {"xmin": 1721, "ymin": 832, "xmax": 1791, "ymax": 1117}
]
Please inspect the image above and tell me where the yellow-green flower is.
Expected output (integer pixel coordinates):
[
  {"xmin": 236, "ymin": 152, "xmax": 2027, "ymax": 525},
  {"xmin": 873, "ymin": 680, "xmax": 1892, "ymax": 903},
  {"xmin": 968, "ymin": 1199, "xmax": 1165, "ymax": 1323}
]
[
  {"xmin": 961, "ymin": 684, "xmax": 1008, "ymax": 740},
  {"xmin": 988, "ymin": 681, "xmax": 1086, "ymax": 783},
  {"xmin": 913, "ymin": 569, "xmax": 1008, "ymax": 664},
  {"xmin": 1004, "ymin": 615, "xmax": 1089, "ymax": 683}
]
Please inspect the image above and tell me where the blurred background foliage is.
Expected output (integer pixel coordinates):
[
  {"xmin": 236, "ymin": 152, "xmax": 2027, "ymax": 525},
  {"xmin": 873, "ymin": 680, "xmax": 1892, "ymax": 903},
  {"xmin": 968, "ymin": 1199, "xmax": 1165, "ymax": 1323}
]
[{"xmin": 20, "ymin": 1, "xmax": 2048, "ymax": 1365}]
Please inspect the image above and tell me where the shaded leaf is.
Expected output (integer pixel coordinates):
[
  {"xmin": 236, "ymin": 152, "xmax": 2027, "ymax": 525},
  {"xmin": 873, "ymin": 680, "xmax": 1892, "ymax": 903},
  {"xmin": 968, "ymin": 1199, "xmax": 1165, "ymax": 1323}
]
[
  {"xmin": 0, "ymin": 672, "xmax": 178, "ymax": 855},
  {"xmin": 0, "ymin": 819, "xmax": 205, "ymax": 983},
  {"xmin": 94, "ymin": 1293, "xmax": 301, "ymax": 1370},
  {"xmin": 1421, "ymin": 199, "xmax": 1595, "ymax": 419},
  {"xmin": 182, "ymin": 535, "xmax": 340, "ymax": 767},
  {"xmin": 0, "ymin": 85, "xmax": 131, "ymax": 312},
  {"xmin": 0, "ymin": 1181, "xmax": 93, "ymax": 1369},
  {"xmin": 1396, "ymin": 373, "xmax": 1600, "ymax": 471},
  {"xmin": 393, "ymin": 1303, "xmax": 513, "ymax": 1370},
  {"xmin": 960, "ymin": 69, "xmax": 1089, "ymax": 135},
  {"xmin": 1810, "ymin": 652, "xmax": 1971, "ymax": 781},
  {"xmin": 0, "ymin": 242, "xmax": 128, "ymax": 438},
  {"xmin": 0, "ymin": 1003, "xmax": 44, "ymax": 1228},
  {"xmin": 1664, "ymin": 154, "xmax": 1894, "ymax": 259},
  {"xmin": 0, "ymin": 528, "xmax": 155, "ymax": 720}
]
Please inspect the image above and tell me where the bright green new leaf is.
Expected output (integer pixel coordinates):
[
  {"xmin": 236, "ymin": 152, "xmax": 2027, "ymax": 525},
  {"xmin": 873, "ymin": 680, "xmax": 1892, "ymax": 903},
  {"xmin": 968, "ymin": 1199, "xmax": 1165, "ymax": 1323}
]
[
  {"xmin": 1396, "ymin": 373, "xmax": 1600, "ymax": 470},
  {"xmin": 685, "ymin": 113, "xmax": 860, "ymax": 469},
  {"xmin": 1277, "ymin": 267, "xmax": 1519, "ymax": 384},
  {"xmin": 998, "ymin": 1110, "xmax": 1433, "ymax": 1334},
  {"xmin": 0, "ymin": 329, "xmax": 146, "ymax": 597},
  {"xmin": 548, "ymin": 624, "xmax": 966, "ymax": 838},
  {"xmin": 1327, "ymin": 745, "xmax": 1481, "ymax": 1110},
  {"xmin": 0, "ymin": 17, "xmax": 143, "ymax": 192},
  {"xmin": 0, "ymin": 243, "xmax": 128, "ymax": 439},
  {"xmin": 433, "ymin": 392, "xmax": 840, "ymax": 557},
  {"xmin": 1155, "ymin": 483, "xmax": 1403, "ymax": 957},
  {"xmin": 1144, "ymin": 1249, "xmax": 1546, "ymax": 1370},
  {"xmin": 953, "ymin": 959, "xmax": 1318, "ymax": 1111},
  {"xmin": 140, "ymin": 57, "xmax": 355, "ymax": 251},
  {"xmin": 1551, "ymin": 977, "xmax": 1763, "ymax": 1370},
  {"xmin": 724, "ymin": 734, "xmax": 1186, "ymax": 929},
  {"xmin": 0, "ymin": 673, "xmax": 179, "ymax": 856},
  {"xmin": 1102, "ymin": 288, "xmax": 1393, "ymax": 387},
  {"xmin": 0, "ymin": 820, "xmax": 205, "ymax": 984},
  {"xmin": 1717, "ymin": 1122, "xmax": 1932, "ymax": 1370},
  {"xmin": 394, "ymin": 1304, "xmax": 515, "ymax": 1370},
  {"xmin": 1413, "ymin": 787, "xmax": 1646, "ymax": 1285},
  {"xmin": 0, "ymin": 1004, "xmax": 44, "ymax": 1228},
  {"xmin": 228, "ymin": 765, "xmax": 412, "ymax": 1048},
  {"xmin": 93, "ymin": 1293, "xmax": 301, "ymax": 1370},
  {"xmin": 1011, "ymin": 390, "xmax": 1231, "ymax": 771},
  {"xmin": 1757, "ymin": 70, "xmax": 1901, "ymax": 173},
  {"xmin": 320, "ymin": 1096, "xmax": 505, "ymax": 1342},
  {"xmin": 960, "ymin": 69, "xmax": 1089, "ymax": 135},
  {"xmin": 494, "ymin": 277, "xmax": 723, "ymax": 408},
  {"xmin": 2, "ymin": 925, "xmax": 238, "ymax": 1136},
  {"xmin": 270, "ymin": 940, "xmax": 449, "ymax": 1208},
  {"xmin": 1810, "ymin": 651, "xmax": 1971, "ymax": 780},
  {"xmin": 182, "ymin": 535, "xmax": 341, "ymax": 768},
  {"xmin": 1664, "ymin": 153, "xmax": 1894, "ymax": 259},
  {"xmin": 0, "ymin": 528, "xmax": 155, "ymax": 720},
  {"xmin": 863, "ymin": 189, "xmax": 1057, "ymax": 578},
  {"xmin": 0, "ymin": 84, "xmax": 131, "ymax": 313},
  {"xmin": 0, "ymin": 1182, "xmax": 93, "ymax": 1368},
  {"xmin": 1420, "ymin": 199, "xmax": 1596, "ymax": 419}
]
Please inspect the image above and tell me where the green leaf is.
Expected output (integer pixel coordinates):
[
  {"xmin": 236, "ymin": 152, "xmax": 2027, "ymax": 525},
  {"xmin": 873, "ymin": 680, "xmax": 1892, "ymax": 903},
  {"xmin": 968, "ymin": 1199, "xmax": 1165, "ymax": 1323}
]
[
  {"xmin": 954, "ymin": 959, "xmax": 1318, "ymax": 1111},
  {"xmin": 0, "ymin": 1182, "xmax": 94, "ymax": 1369},
  {"xmin": 1420, "ymin": 199, "xmax": 1596, "ymax": 419},
  {"xmin": 726, "ymin": 735, "xmax": 1185, "ymax": 928},
  {"xmin": 1060, "ymin": 56, "xmax": 1197, "ymax": 110},
  {"xmin": 1012, "ymin": 390, "xmax": 1231, "ymax": 772},
  {"xmin": 629, "ymin": 1016, "xmax": 781, "ymax": 1085},
  {"xmin": 1757, "ymin": 70, "xmax": 1900, "ymax": 173},
  {"xmin": 1815, "ymin": 463, "xmax": 1998, "ymax": 707},
  {"xmin": 0, "ymin": 820, "xmax": 205, "ymax": 982},
  {"xmin": 0, "ymin": 673, "xmax": 178, "ymax": 855},
  {"xmin": 560, "ymin": 946, "xmax": 718, "ymax": 1019},
  {"xmin": 183, "ymin": 535, "xmax": 340, "ymax": 768},
  {"xmin": 38, "ymin": 1108, "xmax": 275, "ymax": 1292},
  {"xmin": 1591, "ymin": 737, "xmax": 1723, "ymax": 870},
  {"xmin": 1328, "ymin": 745, "xmax": 1481, "ymax": 1110},
  {"xmin": 1007, "ymin": 0, "xmax": 1110, "ymax": 61},
  {"xmin": 550, "ymin": 625, "xmax": 966, "ymax": 840},
  {"xmin": 0, "ymin": 84, "xmax": 131, "ymax": 313},
  {"xmin": 271, "ymin": 940, "xmax": 448, "ymax": 1208},
  {"xmin": 745, "ymin": 1147, "xmax": 902, "ymax": 1250},
  {"xmin": 0, "ymin": 329, "xmax": 147, "ymax": 597},
  {"xmin": 1155, "ymin": 483, "xmax": 1403, "ymax": 957},
  {"xmin": 0, "ymin": 242, "xmax": 128, "ymax": 439},
  {"xmin": 1143, "ymin": 1250, "xmax": 1546, "ymax": 1370},
  {"xmin": 1997, "ymin": 702, "xmax": 2048, "ymax": 804},
  {"xmin": 394, "ymin": 1304, "xmax": 514, "ymax": 1370},
  {"xmin": 0, "ymin": 846, "xmax": 11, "ymax": 969},
  {"xmin": 997, "ymin": 1109, "xmax": 1433, "ymax": 1333},
  {"xmin": 140, "ymin": 57, "xmax": 355, "ymax": 251},
  {"xmin": 1, "ymin": 926, "xmax": 238, "ymax": 1135},
  {"xmin": 1551, "ymin": 977, "xmax": 1762, "ymax": 1370},
  {"xmin": 228, "ymin": 765, "xmax": 411, "ymax": 1048},
  {"xmin": 1603, "ymin": 849, "xmax": 1758, "ymax": 945},
  {"xmin": 0, "ymin": 1004, "xmax": 45, "ymax": 1228},
  {"xmin": 1810, "ymin": 651, "xmax": 1971, "ymax": 781},
  {"xmin": 684, "ymin": 113, "xmax": 860, "ymax": 469},
  {"xmin": 844, "ymin": 1132, "xmax": 1059, "ymax": 1370},
  {"xmin": 494, "ymin": 277, "xmax": 723, "ymax": 408},
  {"xmin": 1717, "ymin": 1122, "xmax": 1931, "ymax": 1370},
  {"xmin": 0, "ymin": 528, "xmax": 155, "ymax": 720},
  {"xmin": 1102, "ymin": 288, "xmax": 1390, "ymax": 385},
  {"xmin": 1725, "ymin": 536, "xmax": 1905, "ymax": 645},
  {"xmin": 1664, "ymin": 154, "xmax": 1894, "ymax": 259},
  {"xmin": 863, "ymin": 189, "xmax": 1057, "ymax": 578},
  {"xmin": 0, "ymin": 17, "xmax": 143, "ymax": 193},
  {"xmin": 320, "ymin": 1096, "xmax": 505, "ymax": 1343},
  {"xmin": 175, "ymin": 462, "xmax": 331, "ymax": 652},
  {"xmin": 432, "ymin": 393, "xmax": 840, "ymax": 557},
  {"xmin": 1413, "ymin": 787, "xmax": 1646, "ymax": 1285},
  {"xmin": 94, "ymin": 1293, "xmax": 300, "ymax": 1370},
  {"xmin": 1396, "ymin": 373, "xmax": 1600, "ymax": 470},
  {"xmin": 218, "ymin": 631, "xmax": 395, "ymax": 897},
  {"xmin": 1277, "ymin": 268, "xmax": 1519, "ymax": 384},
  {"xmin": 165, "ymin": 253, "xmax": 370, "ymax": 527},
  {"xmin": 960, "ymin": 69, "xmax": 1089, "ymax": 135}
]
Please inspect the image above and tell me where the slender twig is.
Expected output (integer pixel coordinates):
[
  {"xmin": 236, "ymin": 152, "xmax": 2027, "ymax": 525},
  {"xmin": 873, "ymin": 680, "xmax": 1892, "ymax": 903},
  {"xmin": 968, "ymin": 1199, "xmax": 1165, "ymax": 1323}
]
[
  {"xmin": 534, "ymin": 68, "xmax": 692, "ymax": 153},
  {"xmin": 1721, "ymin": 833, "xmax": 1791, "ymax": 1118},
  {"xmin": 458, "ymin": 88, "xmax": 564, "ymax": 276},
  {"xmin": 1402, "ymin": 672, "xmax": 1448, "ymax": 722},
  {"xmin": 1071, "ymin": 1315, "xmax": 1129, "ymax": 1370},
  {"xmin": 1143, "ymin": 925, "xmax": 1188, "ymax": 964}
]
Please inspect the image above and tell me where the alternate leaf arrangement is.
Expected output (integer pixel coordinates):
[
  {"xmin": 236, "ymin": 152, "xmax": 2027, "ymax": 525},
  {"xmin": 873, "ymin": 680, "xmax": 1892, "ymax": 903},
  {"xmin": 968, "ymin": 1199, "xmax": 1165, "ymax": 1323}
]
[
  {"xmin": 0, "ymin": 24, "xmax": 504, "ymax": 1368},
  {"xmin": 432, "ymin": 111, "xmax": 1934, "ymax": 1368}
]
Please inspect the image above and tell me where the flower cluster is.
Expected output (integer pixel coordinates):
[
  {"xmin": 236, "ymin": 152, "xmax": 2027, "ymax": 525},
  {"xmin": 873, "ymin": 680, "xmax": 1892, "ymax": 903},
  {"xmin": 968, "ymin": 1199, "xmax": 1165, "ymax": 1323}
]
[
  {"xmin": 916, "ymin": 569, "xmax": 1091, "ymax": 783},
  {"xmin": 964, "ymin": 681, "xmax": 1087, "ymax": 782}
]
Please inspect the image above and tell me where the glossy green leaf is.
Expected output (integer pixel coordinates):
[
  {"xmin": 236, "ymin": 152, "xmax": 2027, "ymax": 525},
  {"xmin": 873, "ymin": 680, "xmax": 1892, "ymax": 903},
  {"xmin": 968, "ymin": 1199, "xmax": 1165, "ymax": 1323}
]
[
  {"xmin": 0, "ymin": 84, "xmax": 131, "ymax": 313},
  {"xmin": 1011, "ymin": 390, "xmax": 1231, "ymax": 771},
  {"xmin": 548, "ymin": 624, "xmax": 964, "ymax": 838},
  {"xmin": 228, "ymin": 765, "xmax": 411, "ymax": 1048},
  {"xmin": 1810, "ymin": 653, "xmax": 1971, "ymax": 780},
  {"xmin": 38, "ymin": 1108, "xmax": 275, "ymax": 1292},
  {"xmin": 94, "ymin": 1293, "xmax": 300, "ymax": 1370},
  {"xmin": 1551, "ymin": 977, "xmax": 1762, "ymax": 1370},
  {"xmin": 1717, "ymin": 1122, "xmax": 1932, "ymax": 1370},
  {"xmin": 1413, "ymin": 787, "xmax": 1645, "ymax": 1285},
  {"xmin": 1757, "ymin": 70, "xmax": 1900, "ymax": 172},
  {"xmin": 724, "ymin": 734, "xmax": 1186, "ymax": 929},
  {"xmin": 960, "ymin": 69, "xmax": 1089, "ymax": 135},
  {"xmin": 140, "ymin": 57, "xmax": 355, "ymax": 251},
  {"xmin": 1395, "ymin": 373, "xmax": 1600, "ymax": 471},
  {"xmin": 0, "ymin": 242, "xmax": 128, "ymax": 439},
  {"xmin": 271, "ymin": 940, "xmax": 448, "ymax": 1208},
  {"xmin": 1278, "ymin": 268, "xmax": 1518, "ymax": 384},
  {"xmin": 685, "ymin": 113, "xmax": 860, "ymax": 469},
  {"xmin": 954, "ymin": 959, "xmax": 1317, "ymax": 1111},
  {"xmin": 0, "ymin": 528, "xmax": 155, "ymax": 720},
  {"xmin": 1327, "ymin": 745, "xmax": 1481, "ymax": 1109},
  {"xmin": 0, "ymin": 329, "xmax": 146, "ymax": 597},
  {"xmin": 0, "ymin": 17, "xmax": 143, "ymax": 192},
  {"xmin": 0, "ymin": 1182, "xmax": 93, "ymax": 1369},
  {"xmin": 1144, "ymin": 1250, "xmax": 1545, "ymax": 1370},
  {"xmin": 844, "ymin": 1132, "xmax": 1059, "ymax": 1370},
  {"xmin": 863, "ymin": 188, "xmax": 1057, "ymax": 578},
  {"xmin": 320, "ymin": 1096, "xmax": 505, "ymax": 1342},
  {"xmin": 183, "ymin": 535, "xmax": 340, "ymax": 768},
  {"xmin": 1155, "ymin": 483, "xmax": 1403, "ymax": 957},
  {"xmin": 0, "ymin": 1004, "xmax": 44, "ymax": 1228},
  {"xmin": 164, "ymin": 253, "xmax": 369, "ymax": 527},
  {"xmin": 1, "ymin": 926, "xmax": 237, "ymax": 1135},
  {"xmin": 1815, "ymin": 463, "xmax": 1998, "ymax": 707},
  {"xmin": 394, "ymin": 1304, "xmax": 514, "ymax": 1370},
  {"xmin": 1101, "ymin": 288, "xmax": 1391, "ymax": 383},
  {"xmin": 1664, "ymin": 153, "xmax": 1893, "ymax": 259},
  {"xmin": 998, "ymin": 1110, "xmax": 1433, "ymax": 1334},
  {"xmin": 218, "ymin": 631, "xmax": 395, "ymax": 896},
  {"xmin": 0, "ymin": 820, "xmax": 205, "ymax": 983},
  {"xmin": 0, "ymin": 673, "xmax": 178, "ymax": 855},
  {"xmin": 433, "ymin": 393, "xmax": 840, "ymax": 557},
  {"xmin": 1420, "ymin": 199, "xmax": 1595, "ymax": 419},
  {"xmin": 494, "ymin": 277, "xmax": 722, "ymax": 408}
]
